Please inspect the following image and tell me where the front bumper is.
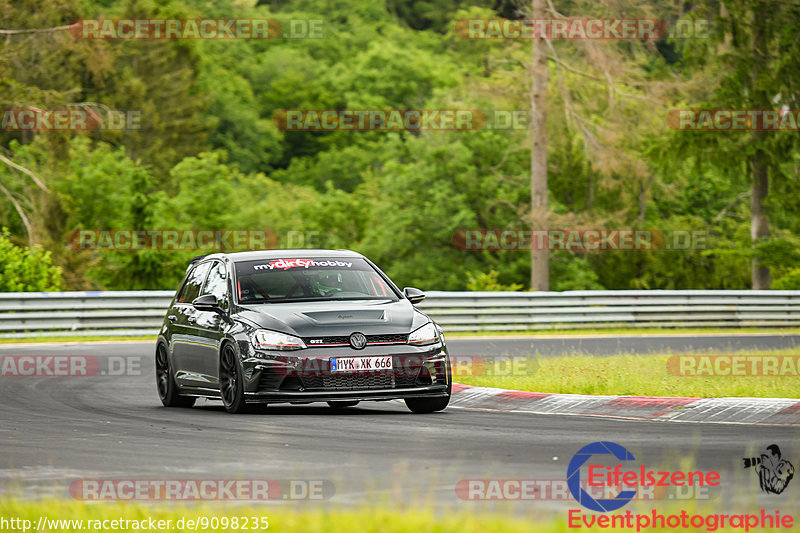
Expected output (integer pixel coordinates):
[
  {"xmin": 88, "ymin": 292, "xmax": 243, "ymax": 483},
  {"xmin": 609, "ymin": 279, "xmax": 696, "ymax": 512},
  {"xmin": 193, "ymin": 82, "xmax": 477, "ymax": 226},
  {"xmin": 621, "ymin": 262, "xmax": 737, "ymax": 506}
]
[
  {"xmin": 243, "ymin": 383, "xmax": 449, "ymax": 404},
  {"xmin": 239, "ymin": 341, "xmax": 449, "ymax": 404}
]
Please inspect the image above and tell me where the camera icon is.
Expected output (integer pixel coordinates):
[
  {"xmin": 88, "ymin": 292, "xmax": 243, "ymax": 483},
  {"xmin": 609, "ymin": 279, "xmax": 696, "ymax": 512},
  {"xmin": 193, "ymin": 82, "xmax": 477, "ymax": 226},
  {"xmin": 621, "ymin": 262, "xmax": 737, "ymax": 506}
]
[{"xmin": 743, "ymin": 457, "xmax": 762, "ymax": 469}]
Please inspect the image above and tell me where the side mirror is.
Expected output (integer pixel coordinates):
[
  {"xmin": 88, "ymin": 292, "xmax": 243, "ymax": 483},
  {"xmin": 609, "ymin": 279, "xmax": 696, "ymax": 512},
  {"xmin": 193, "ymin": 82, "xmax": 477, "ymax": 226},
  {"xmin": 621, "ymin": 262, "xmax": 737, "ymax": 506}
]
[
  {"xmin": 403, "ymin": 287, "xmax": 426, "ymax": 304},
  {"xmin": 192, "ymin": 294, "xmax": 223, "ymax": 313}
]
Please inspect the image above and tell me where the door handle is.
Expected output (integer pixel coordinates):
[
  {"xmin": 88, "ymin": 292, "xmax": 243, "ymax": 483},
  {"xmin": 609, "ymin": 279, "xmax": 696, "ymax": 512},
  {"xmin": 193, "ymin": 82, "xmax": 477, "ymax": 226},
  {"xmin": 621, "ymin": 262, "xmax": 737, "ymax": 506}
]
[{"xmin": 167, "ymin": 315, "xmax": 177, "ymax": 323}]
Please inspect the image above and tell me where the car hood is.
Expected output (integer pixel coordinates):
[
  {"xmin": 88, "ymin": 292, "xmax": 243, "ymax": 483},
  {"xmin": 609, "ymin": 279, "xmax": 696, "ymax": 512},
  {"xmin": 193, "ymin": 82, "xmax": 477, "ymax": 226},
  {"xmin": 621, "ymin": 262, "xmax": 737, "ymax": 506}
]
[{"xmin": 233, "ymin": 299, "xmax": 429, "ymax": 336}]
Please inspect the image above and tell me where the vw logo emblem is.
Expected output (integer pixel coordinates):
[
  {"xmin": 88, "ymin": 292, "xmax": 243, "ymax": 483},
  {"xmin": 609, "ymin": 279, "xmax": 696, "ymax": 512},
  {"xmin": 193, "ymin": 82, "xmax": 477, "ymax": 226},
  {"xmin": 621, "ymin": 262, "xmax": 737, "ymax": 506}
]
[{"xmin": 349, "ymin": 332, "xmax": 367, "ymax": 350}]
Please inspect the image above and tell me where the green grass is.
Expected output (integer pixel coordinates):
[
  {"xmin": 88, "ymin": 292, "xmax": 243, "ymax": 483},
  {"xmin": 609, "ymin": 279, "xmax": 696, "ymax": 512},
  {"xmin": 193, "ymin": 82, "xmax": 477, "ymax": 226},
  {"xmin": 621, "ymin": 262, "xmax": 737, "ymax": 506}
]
[
  {"xmin": 445, "ymin": 326, "xmax": 800, "ymax": 337},
  {"xmin": 456, "ymin": 347, "xmax": 800, "ymax": 398}
]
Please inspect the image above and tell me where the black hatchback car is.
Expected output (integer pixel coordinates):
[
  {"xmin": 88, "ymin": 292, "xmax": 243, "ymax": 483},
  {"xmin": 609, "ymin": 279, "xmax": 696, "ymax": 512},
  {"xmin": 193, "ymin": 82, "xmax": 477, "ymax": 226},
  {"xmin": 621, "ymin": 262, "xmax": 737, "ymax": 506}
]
[{"xmin": 155, "ymin": 250, "xmax": 451, "ymax": 413}]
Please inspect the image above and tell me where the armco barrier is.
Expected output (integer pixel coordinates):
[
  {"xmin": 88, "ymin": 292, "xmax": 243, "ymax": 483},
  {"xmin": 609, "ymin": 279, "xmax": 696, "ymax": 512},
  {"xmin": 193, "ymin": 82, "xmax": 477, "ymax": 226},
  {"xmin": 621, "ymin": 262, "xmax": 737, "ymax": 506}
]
[
  {"xmin": 0, "ymin": 291, "xmax": 174, "ymax": 338},
  {"xmin": 0, "ymin": 290, "xmax": 799, "ymax": 338},
  {"xmin": 419, "ymin": 290, "xmax": 800, "ymax": 331}
]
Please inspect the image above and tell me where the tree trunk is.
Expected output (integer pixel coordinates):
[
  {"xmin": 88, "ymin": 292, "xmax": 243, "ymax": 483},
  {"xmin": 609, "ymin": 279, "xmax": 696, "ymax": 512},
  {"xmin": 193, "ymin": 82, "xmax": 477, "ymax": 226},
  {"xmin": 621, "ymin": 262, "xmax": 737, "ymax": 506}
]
[
  {"xmin": 749, "ymin": 3, "xmax": 771, "ymax": 289},
  {"xmin": 637, "ymin": 181, "xmax": 646, "ymax": 223},
  {"xmin": 750, "ymin": 147, "xmax": 771, "ymax": 288},
  {"xmin": 530, "ymin": 0, "xmax": 549, "ymax": 291}
]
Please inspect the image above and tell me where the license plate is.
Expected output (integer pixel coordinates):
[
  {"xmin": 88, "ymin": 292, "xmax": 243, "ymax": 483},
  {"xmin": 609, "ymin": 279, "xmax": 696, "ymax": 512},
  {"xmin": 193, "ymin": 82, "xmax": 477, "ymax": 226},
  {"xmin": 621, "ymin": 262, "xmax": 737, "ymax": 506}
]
[{"xmin": 330, "ymin": 356, "xmax": 393, "ymax": 372}]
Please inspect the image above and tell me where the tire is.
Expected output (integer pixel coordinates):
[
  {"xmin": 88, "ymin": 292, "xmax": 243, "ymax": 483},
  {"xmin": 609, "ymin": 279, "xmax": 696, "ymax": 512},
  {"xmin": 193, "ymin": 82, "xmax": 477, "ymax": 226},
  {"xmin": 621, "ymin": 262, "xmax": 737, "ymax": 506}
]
[
  {"xmin": 405, "ymin": 356, "xmax": 451, "ymax": 414},
  {"xmin": 219, "ymin": 342, "xmax": 252, "ymax": 414},
  {"xmin": 405, "ymin": 395, "xmax": 450, "ymax": 413},
  {"xmin": 327, "ymin": 401, "xmax": 360, "ymax": 408},
  {"xmin": 155, "ymin": 343, "xmax": 195, "ymax": 408}
]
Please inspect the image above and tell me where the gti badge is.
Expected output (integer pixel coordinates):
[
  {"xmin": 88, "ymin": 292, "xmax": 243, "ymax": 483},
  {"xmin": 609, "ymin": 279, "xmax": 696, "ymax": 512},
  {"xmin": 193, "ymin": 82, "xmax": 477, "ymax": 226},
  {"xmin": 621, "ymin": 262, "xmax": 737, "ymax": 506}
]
[{"xmin": 349, "ymin": 332, "xmax": 367, "ymax": 350}]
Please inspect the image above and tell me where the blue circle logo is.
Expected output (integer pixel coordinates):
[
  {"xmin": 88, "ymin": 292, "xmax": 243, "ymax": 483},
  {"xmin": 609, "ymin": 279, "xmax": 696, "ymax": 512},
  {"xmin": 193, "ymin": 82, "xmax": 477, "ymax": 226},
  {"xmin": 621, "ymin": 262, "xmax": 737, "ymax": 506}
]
[{"xmin": 567, "ymin": 441, "xmax": 637, "ymax": 512}]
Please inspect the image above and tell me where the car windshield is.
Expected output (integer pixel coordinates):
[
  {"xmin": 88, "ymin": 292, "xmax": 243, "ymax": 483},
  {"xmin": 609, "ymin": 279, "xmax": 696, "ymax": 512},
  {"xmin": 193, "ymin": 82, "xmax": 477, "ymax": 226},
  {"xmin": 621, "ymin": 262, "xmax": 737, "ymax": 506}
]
[{"xmin": 233, "ymin": 257, "xmax": 398, "ymax": 304}]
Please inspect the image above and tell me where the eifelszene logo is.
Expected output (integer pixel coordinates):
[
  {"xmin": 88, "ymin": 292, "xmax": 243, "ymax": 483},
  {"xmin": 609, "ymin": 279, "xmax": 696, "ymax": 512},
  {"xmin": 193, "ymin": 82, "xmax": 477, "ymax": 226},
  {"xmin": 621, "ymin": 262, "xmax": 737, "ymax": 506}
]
[
  {"xmin": 743, "ymin": 444, "xmax": 795, "ymax": 495},
  {"xmin": 567, "ymin": 441, "xmax": 721, "ymax": 512}
]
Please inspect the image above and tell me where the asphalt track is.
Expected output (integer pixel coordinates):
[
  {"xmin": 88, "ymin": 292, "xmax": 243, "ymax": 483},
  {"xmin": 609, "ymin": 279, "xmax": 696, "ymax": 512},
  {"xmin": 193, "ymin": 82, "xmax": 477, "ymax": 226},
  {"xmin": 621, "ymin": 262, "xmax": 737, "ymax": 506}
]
[{"xmin": 1, "ymin": 338, "xmax": 799, "ymax": 517}]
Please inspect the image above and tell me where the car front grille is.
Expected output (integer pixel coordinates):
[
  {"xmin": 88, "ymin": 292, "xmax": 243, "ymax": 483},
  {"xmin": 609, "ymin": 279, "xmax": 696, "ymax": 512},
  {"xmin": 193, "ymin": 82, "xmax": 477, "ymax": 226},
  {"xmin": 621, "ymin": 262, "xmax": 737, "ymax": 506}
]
[
  {"xmin": 320, "ymin": 374, "xmax": 394, "ymax": 390},
  {"xmin": 293, "ymin": 371, "xmax": 420, "ymax": 391},
  {"xmin": 304, "ymin": 336, "xmax": 349, "ymax": 346},
  {"xmin": 303, "ymin": 334, "xmax": 408, "ymax": 347},
  {"xmin": 367, "ymin": 333, "xmax": 408, "ymax": 344}
]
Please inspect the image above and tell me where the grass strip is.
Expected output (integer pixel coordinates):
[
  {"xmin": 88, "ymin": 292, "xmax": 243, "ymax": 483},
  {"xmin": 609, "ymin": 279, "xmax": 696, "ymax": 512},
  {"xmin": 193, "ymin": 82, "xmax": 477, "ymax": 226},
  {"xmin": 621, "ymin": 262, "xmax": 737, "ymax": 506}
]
[{"xmin": 456, "ymin": 347, "xmax": 800, "ymax": 398}]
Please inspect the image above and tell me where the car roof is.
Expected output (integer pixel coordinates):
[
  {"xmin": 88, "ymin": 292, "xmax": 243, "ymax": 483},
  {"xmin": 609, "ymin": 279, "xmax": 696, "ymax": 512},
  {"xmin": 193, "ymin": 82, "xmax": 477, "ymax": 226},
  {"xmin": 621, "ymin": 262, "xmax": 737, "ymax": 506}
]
[{"xmin": 199, "ymin": 249, "xmax": 366, "ymax": 263}]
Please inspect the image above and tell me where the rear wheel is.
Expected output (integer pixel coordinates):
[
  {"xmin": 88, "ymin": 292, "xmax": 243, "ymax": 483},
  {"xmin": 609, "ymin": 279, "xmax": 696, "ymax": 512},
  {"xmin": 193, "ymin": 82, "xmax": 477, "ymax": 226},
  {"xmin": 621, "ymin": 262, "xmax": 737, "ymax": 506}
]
[
  {"xmin": 155, "ymin": 343, "xmax": 195, "ymax": 408},
  {"xmin": 220, "ymin": 343, "xmax": 251, "ymax": 414},
  {"xmin": 327, "ymin": 401, "xmax": 360, "ymax": 408}
]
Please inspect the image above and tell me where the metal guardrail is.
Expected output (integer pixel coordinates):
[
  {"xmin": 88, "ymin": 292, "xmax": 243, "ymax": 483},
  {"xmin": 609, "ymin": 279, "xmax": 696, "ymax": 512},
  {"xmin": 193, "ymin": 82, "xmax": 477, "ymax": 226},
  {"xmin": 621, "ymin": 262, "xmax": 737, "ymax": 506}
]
[
  {"xmin": 419, "ymin": 290, "xmax": 800, "ymax": 331},
  {"xmin": 0, "ymin": 291, "xmax": 174, "ymax": 338},
  {"xmin": 1, "ymin": 290, "xmax": 799, "ymax": 338}
]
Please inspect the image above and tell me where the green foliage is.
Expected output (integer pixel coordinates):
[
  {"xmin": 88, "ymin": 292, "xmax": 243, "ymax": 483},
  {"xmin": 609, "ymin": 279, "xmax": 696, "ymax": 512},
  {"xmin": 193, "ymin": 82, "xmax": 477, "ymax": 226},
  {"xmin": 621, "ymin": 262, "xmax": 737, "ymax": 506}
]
[
  {"xmin": 356, "ymin": 130, "xmax": 529, "ymax": 290},
  {"xmin": 195, "ymin": 55, "xmax": 282, "ymax": 175},
  {"xmin": 774, "ymin": 269, "xmax": 800, "ymax": 290},
  {"xmin": 0, "ymin": 229, "xmax": 63, "ymax": 291},
  {"xmin": 1, "ymin": 0, "xmax": 799, "ymax": 292},
  {"xmin": 550, "ymin": 254, "xmax": 605, "ymax": 291},
  {"xmin": 466, "ymin": 270, "xmax": 523, "ymax": 291}
]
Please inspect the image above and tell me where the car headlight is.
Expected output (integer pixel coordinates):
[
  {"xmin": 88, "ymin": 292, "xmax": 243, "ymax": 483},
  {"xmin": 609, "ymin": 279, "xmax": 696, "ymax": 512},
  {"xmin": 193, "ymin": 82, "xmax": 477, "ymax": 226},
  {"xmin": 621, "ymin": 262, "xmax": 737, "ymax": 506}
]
[
  {"xmin": 250, "ymin": 329, "xmax": 306, "ymax": 351},
  {"xmin": 408, "ymin": 322, "xmax": 440, "ymax": 346}
]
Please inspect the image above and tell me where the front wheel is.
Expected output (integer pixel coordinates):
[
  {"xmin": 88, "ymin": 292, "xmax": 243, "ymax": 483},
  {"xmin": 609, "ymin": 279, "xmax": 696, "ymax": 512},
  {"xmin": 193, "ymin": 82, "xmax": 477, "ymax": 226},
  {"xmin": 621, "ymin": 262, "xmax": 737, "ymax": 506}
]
[
  {"xmin": 405, "ymin": 357, "xmax": 451, "ymax": 413},
  {"xmin": 220, "ymin": 343, "xmax": 251, "ymax": 414},
  {"xmin": 405, "ymin": 394, "xmax": 450, "ymax": 413},
  {"xmin": 155, "ymin": 343, "xmax": 195, "ymax": 408}
]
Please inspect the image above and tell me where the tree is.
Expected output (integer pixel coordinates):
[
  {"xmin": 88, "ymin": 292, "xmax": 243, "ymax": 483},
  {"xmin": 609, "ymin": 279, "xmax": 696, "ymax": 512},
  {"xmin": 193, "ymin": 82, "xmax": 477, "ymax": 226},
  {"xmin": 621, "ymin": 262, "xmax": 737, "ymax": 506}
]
[{"xmin": 680, "ymin": 0, "xmax": 800, "ymax": 288}]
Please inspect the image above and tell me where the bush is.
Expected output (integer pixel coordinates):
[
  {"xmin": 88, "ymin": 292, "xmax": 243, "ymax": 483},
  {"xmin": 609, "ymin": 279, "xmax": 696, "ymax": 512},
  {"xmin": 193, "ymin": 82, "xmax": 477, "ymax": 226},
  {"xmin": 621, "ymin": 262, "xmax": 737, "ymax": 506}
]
[
  {"xmin": 773, "ymin": 268, "xmax": 800, "ymax": 290},
  {"xmin": 0, "ymin": 230, "xmax": 63, "ymax": 291},
  {"xmin": 466, "ymin": 270, "xmax": 523, "ymax": 291}
]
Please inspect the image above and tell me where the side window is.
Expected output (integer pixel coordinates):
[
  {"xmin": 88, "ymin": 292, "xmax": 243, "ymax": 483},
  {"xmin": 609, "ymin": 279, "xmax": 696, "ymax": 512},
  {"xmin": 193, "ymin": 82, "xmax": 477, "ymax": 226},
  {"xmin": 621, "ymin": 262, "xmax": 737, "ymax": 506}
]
[
  {"xmin": 178, "ymin": 262, "xmax": 211, "ymax": 303},
  {"xmin": 201, "ymin": 261, "xmax": 229, "ymax": 308}
]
